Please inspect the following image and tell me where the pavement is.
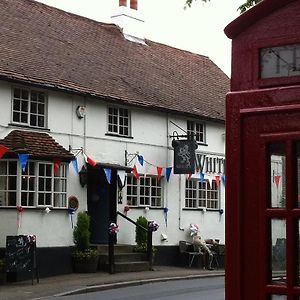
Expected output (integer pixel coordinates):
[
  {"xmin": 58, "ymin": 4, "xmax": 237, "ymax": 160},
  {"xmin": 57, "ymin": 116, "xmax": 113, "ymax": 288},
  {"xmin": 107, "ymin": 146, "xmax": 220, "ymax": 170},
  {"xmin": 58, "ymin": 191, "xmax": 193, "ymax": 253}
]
[{"xmin": 0, "ymin": 266, "xmax": 225, "ymax": 300}]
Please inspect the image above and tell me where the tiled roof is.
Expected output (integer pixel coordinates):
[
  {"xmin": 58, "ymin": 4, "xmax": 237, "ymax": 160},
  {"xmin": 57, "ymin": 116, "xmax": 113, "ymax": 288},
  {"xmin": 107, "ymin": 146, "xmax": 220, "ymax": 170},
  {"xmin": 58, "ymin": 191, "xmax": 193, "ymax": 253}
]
[
  {"xmin": 0, "ymin": 0, "xmax": 229, "ymax": 122},
  {"xmin": 0, "ymin": 130, "xmax": 74, "ymax": 161}
]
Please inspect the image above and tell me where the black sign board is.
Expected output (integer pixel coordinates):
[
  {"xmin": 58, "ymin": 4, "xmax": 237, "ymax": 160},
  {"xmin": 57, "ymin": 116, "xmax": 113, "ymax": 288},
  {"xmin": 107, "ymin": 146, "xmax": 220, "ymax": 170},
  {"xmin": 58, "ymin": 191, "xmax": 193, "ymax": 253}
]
[
  {"xmin": 172, "ymin": 139, "xmax": 198, "ymax": 174},
  {"xmin": 5, "ymin": 235, "xmax": 39, "ymax": 284}
]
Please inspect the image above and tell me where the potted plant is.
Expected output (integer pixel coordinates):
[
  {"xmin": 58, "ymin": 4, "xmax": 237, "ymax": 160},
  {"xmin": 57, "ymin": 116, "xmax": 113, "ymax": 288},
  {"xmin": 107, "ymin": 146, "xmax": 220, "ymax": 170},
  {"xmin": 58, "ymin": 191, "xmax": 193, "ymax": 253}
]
[
  {"xmin": 0, "ymin": 258, "xmax": 6, "ymax": 285},
  {"xmin": 72, "ymin": 211, "xmax": 99, "ymax": 273}
]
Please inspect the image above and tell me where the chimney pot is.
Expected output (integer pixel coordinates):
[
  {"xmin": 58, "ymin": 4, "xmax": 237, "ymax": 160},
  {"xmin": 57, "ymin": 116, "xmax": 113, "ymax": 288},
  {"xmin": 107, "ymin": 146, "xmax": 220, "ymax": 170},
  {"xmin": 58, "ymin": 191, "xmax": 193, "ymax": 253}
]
[
  {"xmin": 130, "ymin": 0, "xmax": 138, "ymax": 10},
  {"xmin": 119, "ymin": 0, "xmax": 127, "ymax": 7}
]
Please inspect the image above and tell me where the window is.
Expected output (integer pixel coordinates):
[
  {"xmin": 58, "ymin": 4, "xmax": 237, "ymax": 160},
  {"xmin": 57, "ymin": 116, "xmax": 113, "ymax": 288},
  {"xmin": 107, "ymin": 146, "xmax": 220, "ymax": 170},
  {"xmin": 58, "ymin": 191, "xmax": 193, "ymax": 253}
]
[
  {"xmin": 185, "ymin": 179, "xmax": 219, "ymax": 209},
  {"xmin": 12, "ymin": 87, "xmax": 46, "ymax": 128},
  {"xmin": 126, "ymin": 174, "xmax": 162, "ymax": 207},
  {"xmin": 0, "ymin": 160, "xmax": 67, "ymax": 208},
  {"xmin": 107, "ymin": 107, "xmax": 130, "ymax": 137},
  {"xmin": 187, "ymin": 120, "xmax": 205, "ymax": 143}
]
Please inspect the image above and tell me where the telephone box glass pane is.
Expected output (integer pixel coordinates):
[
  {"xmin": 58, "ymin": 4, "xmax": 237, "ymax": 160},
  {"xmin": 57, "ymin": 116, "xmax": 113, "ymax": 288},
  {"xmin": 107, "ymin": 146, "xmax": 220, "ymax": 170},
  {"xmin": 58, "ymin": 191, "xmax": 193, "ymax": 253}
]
[
  {"xmin": 270, "ymin": 219, "xmax": 286, "ymax": 284},
  {"xmin": 296, "ymin": 142, "xmax": 300, "ymax": 208},
  {"xmin": 270, "ymin": 144, "xmax": 286, "ymax": 208}
]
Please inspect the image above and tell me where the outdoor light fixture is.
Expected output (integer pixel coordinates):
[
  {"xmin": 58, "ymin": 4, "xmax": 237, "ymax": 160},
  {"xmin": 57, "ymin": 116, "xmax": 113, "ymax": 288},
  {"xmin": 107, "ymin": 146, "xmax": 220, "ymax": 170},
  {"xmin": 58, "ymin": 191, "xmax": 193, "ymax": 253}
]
[{"xmin": 79, "ymin": 165, "xmax": 88, "ymax": 187}]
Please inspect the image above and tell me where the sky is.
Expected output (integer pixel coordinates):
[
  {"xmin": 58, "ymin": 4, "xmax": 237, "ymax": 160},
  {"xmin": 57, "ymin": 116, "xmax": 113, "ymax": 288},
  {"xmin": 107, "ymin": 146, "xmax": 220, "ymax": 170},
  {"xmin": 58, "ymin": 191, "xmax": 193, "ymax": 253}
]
[{"xmin": 35, "ymin": 0, "xmax": 242, "ymax": 76}]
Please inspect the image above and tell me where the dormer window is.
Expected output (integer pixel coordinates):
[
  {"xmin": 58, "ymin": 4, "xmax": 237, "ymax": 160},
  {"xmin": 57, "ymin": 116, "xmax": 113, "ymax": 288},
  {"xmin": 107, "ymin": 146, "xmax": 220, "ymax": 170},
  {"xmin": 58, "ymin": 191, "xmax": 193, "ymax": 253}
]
[
  {"xmin": 12, "ymin": 87, "xmax": 47, "ymax": 128},
  {"xmin": 187, "ymin": 120, "xmax": 205, "ymax": 144}
]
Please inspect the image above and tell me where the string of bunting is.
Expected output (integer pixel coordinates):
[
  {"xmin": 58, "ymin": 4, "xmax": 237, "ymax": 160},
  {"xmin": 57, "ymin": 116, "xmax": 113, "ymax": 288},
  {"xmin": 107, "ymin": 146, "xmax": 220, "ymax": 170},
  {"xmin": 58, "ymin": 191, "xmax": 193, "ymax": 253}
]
[{"xmin": 128, "ymin": 153, "xmax": 226, "ymax": 188}]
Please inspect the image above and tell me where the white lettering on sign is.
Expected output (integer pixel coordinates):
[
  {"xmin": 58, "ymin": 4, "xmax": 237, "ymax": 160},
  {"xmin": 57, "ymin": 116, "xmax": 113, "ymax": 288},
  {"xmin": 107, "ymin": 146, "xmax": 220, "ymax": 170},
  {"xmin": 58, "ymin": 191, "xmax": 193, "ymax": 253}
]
[{"xmin": 196, "ymin": 154, "xmax": 226, "ymax": 173}]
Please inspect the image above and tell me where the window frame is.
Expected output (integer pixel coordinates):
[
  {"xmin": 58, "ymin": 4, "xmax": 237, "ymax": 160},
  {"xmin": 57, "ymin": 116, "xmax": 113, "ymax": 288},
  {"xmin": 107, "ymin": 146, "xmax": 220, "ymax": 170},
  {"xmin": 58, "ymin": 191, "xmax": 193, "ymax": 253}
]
[
  {"xmin": 185, "ymin": 178, "xmax": 220, "ymax": 210},
  {"xmin": 107, "ymin": 106, "xmax": 131, "ymax": 137},
  {"xmin": 187, "ymin": 120, "xmax": 206, "ymax": 144},
  {"xmin": 126, "ymin": 174, "xmax": 163, "ymax": 208},
  {"xmin": 0, "ymin": 159, "xmax": 68, "ymax": 208},
  {"xmin": 12, "ymin": 86, "xmax": 48, "ymax": 129}
]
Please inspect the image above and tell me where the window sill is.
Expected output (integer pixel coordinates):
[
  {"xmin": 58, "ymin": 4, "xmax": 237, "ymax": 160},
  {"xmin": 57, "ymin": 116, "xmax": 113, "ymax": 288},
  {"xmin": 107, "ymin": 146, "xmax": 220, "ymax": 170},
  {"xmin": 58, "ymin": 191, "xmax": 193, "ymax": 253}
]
[
  {"xmin": 9, "ymin": 123, "xmax": 50, "ymax": 131},
  {"xmin": 126, "ymin": 206, "xmax": 163, "ymax": 210},
  {"xmin": 105, "ymin": 133, "xmax": 133, "ymax": 139},
  {"xmin": 183, "ymin": 208, "xmax": 219, "ymax": 212},
  {"xmin": 0, "ymin": 206, "xmax": 68, "ymax": 210}
]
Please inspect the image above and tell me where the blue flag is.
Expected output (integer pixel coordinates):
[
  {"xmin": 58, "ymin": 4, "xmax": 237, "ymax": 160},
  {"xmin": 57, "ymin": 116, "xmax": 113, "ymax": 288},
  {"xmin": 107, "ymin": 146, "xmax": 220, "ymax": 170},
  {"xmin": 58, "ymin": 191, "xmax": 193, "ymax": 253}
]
[
  {"xmin": 138, "ymin": 155, "xmax": 144, "ymax": 166},
  {"xmin": 166, "ymin": 167, "xmax": 172, "ymax": 182},
  {"xmin": 71, "ymin": 159, "xmax": 79, "ymax": 175},
  {"xmin": 18, "ymin": 153, "xmax": 29, "ymax": 172},
  {"xmin": 200, "ymin": 172, "xmax": 205, "ymax": 182},
  {"xmin": 104, "ymin": 168, "xmax": 111, "ymax": 184}
]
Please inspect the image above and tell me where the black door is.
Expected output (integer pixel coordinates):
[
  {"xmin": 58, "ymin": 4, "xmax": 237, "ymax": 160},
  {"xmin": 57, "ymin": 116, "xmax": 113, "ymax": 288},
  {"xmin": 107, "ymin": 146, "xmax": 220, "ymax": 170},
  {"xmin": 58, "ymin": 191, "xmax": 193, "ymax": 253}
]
[{"xmin": 87, "ymin": 166, "xmax": 117, "ymax": 244}]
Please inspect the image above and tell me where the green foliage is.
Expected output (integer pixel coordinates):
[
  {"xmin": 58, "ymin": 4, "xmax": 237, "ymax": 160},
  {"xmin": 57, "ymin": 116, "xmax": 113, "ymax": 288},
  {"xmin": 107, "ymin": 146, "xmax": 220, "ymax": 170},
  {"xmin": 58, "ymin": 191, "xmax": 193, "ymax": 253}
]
[
  {"xmin": 72, "ymin": 248, "xmax": 98, "ymax": 261},
  {"xmin": 135, "ymin": 216, "xmax": 148, "ymax": 247},
  {"xmin": 73, "ymin": 211, "xmax": 91, "ymax": 251},
  {"xmin": 185, "ymin": 0, "xmax": 262, "ymax": 13}
]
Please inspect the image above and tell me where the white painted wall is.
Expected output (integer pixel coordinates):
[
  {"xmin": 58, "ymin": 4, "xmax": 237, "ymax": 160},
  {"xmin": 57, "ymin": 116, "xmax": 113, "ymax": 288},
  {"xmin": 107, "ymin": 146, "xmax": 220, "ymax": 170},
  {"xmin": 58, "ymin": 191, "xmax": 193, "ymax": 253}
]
[{"xmin": 0, "ymin": 81, "xmax": 225, "ymax": 248}]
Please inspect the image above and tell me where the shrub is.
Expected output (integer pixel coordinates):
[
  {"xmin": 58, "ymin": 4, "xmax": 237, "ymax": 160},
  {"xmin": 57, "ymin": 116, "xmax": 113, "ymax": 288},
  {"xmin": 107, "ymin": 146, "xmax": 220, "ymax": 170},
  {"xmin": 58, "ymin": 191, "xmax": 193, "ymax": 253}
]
[
  {"xmin": 135, "ymin": 216, "xmax": 148, "ymax": 248},
  {"xmin": 73, "ymin": 211, "xmax": 91, "ymax": 251}
]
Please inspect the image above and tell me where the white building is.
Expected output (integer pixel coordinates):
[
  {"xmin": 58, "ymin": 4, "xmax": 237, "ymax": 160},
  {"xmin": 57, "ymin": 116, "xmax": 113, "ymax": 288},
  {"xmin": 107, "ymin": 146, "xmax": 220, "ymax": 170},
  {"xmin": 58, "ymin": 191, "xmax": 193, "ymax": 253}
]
[{"xmin": 0, "ymin": 0, "xmax": 229, "ymax": 277}]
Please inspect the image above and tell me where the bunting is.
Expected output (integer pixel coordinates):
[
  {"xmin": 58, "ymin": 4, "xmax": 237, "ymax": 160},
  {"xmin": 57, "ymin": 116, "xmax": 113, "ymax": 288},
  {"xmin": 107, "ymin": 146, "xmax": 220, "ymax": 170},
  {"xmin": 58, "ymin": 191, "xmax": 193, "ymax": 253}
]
[
  {"xmin": 0, "ymin": 145, "xmax": 8, "ymax": 158},
  {"xmin": 53, "ymin": 158, "xmax": 61, "ymax": 175},
  {"xmin": 104, "ymin": 168, "xmax": 111, "ymax": 184},
  {"xmin": 157, "ymin": 166, "xmax": 163, "ymax": 182},
  {"xmin": 18, "ymin": 153, "xmax": 29, "ymax": 172},
  {"xmin": 274, "ymin": 175, "xmax": 281, "ymax": 188},
  {"xmin": 132, "ymin": 165, "xmax": 140, "ymax": 180},
  {"xmin": 215, "ymin": 175, "xmax": 220, "ymax": 188},
  {"xmin": 165, "ymin": 167, "xmax": 172, "ymax": 182},
  {"xmin": 71, "ymin": 159, "xmax": 79, "ymax": 174},
  {"xmin": 138, "ymin": 155, "xmax": 144, "ymax": 166}
]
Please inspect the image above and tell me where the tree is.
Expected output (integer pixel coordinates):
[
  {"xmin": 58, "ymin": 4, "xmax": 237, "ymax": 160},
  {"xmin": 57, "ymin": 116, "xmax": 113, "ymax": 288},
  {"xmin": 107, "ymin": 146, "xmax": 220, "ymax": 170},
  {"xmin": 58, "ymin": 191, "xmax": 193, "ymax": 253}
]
[{"xmin": 185, "ymin": 0, "xmax": 262, "ymax": 13}]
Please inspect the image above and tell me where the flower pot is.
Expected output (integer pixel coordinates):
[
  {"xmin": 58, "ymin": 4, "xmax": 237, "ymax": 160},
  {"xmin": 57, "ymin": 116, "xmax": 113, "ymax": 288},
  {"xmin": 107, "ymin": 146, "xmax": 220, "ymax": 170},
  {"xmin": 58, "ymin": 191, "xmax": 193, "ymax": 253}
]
[{"xmin": 72, "ymin": 256, "xmax": 99, "ymax": 273}]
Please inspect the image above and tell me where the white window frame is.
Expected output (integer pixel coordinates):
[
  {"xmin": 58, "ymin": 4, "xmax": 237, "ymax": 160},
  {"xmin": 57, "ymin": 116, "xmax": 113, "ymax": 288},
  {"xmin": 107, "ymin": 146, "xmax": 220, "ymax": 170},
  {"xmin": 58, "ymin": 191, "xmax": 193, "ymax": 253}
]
[
  {"xmin": 126, "ymin": 174, "xmax": 163, "ymax": 208},
  {"xmin": 187, "ymin": 120, "xmax": 206, "ymax": 144},
  {"xmin": 12, "ymin": 87, "xmax": 47, "ymax": 128},
  {"xmin": 0, "ymin": 159, "xmax": 68, "ymax": 208},
  {"xmin": 107, "ymin": 106, "xmax": 131, "ymax": 137},
  {"xmin": 185, "ymin": 179, "xmax": 219, "ymax": 210}
]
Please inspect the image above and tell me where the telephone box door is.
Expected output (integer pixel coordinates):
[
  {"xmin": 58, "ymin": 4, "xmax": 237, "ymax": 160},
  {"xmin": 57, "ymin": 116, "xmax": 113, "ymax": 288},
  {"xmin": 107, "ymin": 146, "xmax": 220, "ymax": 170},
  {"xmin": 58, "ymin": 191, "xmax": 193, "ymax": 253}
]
[{"xmin": 226, "ymin": 89, "xmax": 300, "ymax": 300}]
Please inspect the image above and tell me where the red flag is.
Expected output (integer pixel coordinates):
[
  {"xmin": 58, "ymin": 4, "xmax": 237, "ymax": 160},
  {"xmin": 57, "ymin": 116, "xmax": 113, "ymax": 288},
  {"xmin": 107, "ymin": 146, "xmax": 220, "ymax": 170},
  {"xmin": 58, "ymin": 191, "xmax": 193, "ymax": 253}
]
[
  {"xmin": 0, "ymin": 145, "xmax": 8, "ymax": 158},
  {"xmin": 87, "ymin": 156, "xmax": 97, "ymax": 167},
  {"xmin": 215, "ymin": 175, "xmax": 220, "ymax": 188},
  {"xmin": 132, "ymin": 165, "xmax": 140, "ymax": 180},
  {"xmin": 274, "ymin": 175, "xmax": 281, "ymax": 188},
  {"xmin": 157, "ymin": 166, "xmax": 163, "ymax": 182},
  {"xmin": 53, "ymin": 158, "xmax": 61, "ymax": 175},
  {"xmin": 187, "ymin": 173, "xmax": 192, "ymax": 180}
]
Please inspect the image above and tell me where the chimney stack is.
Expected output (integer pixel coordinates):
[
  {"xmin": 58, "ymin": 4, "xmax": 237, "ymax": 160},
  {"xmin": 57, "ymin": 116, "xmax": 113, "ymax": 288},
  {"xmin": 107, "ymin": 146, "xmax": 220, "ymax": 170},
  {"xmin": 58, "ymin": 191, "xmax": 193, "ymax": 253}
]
[
  {"xmin": 119, "ymin": 0, "xmax": 127, "ymax": 7},
  {"xmin": 130, "ymin": 0, "xmax": 138, "ymax": 10},
  {"xmin": 111, "ymin": 0, "xmax": 145, "ymax": 44}
]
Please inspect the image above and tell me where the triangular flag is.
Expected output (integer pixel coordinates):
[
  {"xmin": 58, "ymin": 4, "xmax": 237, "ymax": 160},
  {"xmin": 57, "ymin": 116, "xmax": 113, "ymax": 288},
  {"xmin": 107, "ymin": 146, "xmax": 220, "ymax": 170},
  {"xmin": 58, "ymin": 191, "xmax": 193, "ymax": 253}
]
[
  {"xmin": 215, "ymin": 175, "xmax": 220, "ymax": 188},
  {"xmin": 0, "ymin": 145, "xmax": 8, "ymax": 159},
  {"xmin": 71, "ymin": 159, "xmax": 79, "ymax": 175},
  {"xmin": 132, "ymin": 165, "xmax": 140, "ymax": 180},
  {"xmin": 104, "ymin": 168, "xmax": 111, "ymax": 184},
  {"xmin": 53, "ymin": 158, "xmax": 61, "ymax": 175},
  {"xmin": 207, "ymin": 173, "xmax": 213, "ymax": 187},
  {"xmin": 187, "ymin": 173, "xmax": 192, "ymax": 180},
  {"xmin": 221, "ymin": 174, "xmax": 226, "ymax": 185},
  {"xmin": 87, "ymin": 156, "xmax": 97, "ymax": 167},
  {"xmin": 274, "ymin": 175, "xmax": 281, "ymax": 188},
  {"xmin": 200, "ymin": 172, "xmax": 205, "ymax": 182},
  {"xmin": 138, "ymin": 155, "xmax": 144, "ymax": 166},
  {"xmin": 117, "ymin": 170, "xmax": 126, "ymax": 187},
  {"xmin": 157, "ymin": 166, "xmax": 163, "ymax": 182},
  {"xmin": 166, "ymin": 167, "xmax": 172, "ymax": 182},
  {"xmin": 18, "ymin": 153, "xmax": 29, "ymax": 172}
]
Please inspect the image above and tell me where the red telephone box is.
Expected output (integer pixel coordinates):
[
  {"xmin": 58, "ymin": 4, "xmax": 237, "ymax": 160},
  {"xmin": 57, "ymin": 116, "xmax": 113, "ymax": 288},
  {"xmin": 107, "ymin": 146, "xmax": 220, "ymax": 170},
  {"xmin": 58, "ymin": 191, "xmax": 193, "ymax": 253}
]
[{"xmin": 225, "ymin": 0, "xmax": 300, "ymax": 299}]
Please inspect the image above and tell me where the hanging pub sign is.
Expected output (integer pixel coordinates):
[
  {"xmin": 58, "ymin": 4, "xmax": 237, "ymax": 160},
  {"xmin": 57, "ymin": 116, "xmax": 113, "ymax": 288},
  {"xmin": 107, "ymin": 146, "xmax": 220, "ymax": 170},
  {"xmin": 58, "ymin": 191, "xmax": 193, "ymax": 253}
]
[{"xmin": 172, "ymin": 139, "xmax": 198, "ymax": 174}]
